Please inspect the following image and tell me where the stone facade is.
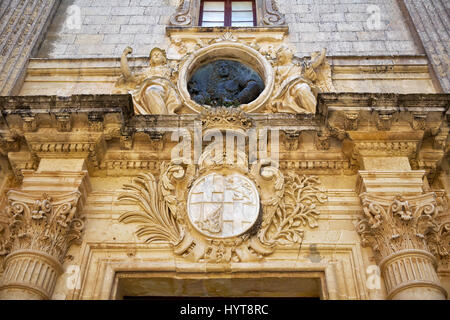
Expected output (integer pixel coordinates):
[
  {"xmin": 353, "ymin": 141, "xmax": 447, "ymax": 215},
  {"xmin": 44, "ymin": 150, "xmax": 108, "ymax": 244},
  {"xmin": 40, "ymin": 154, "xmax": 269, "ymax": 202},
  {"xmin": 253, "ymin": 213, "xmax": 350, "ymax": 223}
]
[{"xmin": 0, "ymin": 0, "xmax": 448, "ymax": 301}]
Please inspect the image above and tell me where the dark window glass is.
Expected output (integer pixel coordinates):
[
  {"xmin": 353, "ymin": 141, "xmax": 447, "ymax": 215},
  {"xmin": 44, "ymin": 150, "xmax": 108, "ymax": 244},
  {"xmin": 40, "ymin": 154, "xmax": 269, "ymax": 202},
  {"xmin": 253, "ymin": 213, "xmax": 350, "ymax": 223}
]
[{"xmin": 200, "ymin": 0, "xmax": 256, "ymax": 27}]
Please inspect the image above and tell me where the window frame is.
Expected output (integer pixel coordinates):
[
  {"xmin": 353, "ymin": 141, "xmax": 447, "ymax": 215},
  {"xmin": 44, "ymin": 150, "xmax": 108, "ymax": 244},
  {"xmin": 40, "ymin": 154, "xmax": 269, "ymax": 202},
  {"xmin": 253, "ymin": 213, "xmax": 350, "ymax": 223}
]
[{"xmin": 199, "ymin": 0, "xmax": 257, "ymax": 27}]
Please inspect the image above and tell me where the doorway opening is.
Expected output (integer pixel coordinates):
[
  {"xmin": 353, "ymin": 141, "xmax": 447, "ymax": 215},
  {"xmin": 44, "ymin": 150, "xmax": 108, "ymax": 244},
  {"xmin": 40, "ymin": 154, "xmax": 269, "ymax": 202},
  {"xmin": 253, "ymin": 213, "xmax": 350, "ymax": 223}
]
[{"xmin": 114, "ymin": 271, "xmax": 326, "ymax": 300}]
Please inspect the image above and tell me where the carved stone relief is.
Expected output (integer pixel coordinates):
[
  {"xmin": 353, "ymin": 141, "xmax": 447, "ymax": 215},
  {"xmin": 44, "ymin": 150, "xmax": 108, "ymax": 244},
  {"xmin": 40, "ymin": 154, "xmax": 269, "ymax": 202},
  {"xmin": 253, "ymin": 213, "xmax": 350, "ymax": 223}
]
[
  {"xmin": 169, "ymin": 0, "xmax": 193, "ymax": 26},
  {"xmin": 262, "ymin": 0, "xmax": 286, "ymax": 26},
  {"xmin": 188, "ymin": 60, "xmax": 264, "ymax": 107},
  {"xmin": 0, "ymin": 190, "xmax": 85, "ymax": 299},
  {"xmin": 114, "ymin": 35, "xmax": 333, "ymax": 115},
  {"xmin": 118, "ymin": 109, "xmax": 327, "ymax": 262},
  {"xmin": 187, "ymin": 173, "xmax": 260, "ymax": 238},
  {"xmin": 115, "ymin": 47, "xmax": 182, "ymax": 115},
  {"xmin": 356, "ymin": 192, "xmax": 448, "ymax": 299},
  {"xmin": 2, "ymin": 191, "xmax": 84, "ymax": 263},
  {"xmin": 270, "ymin": 46, "xmax": 332, "ymax": 114}
]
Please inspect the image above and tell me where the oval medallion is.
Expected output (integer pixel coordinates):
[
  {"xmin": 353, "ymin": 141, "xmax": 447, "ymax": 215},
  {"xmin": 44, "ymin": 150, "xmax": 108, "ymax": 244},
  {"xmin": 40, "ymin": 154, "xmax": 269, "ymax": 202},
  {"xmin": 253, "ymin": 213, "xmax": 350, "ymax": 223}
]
[{"xmin": 187, "ymin": 173, "xmax": 260, "ymax": 238}]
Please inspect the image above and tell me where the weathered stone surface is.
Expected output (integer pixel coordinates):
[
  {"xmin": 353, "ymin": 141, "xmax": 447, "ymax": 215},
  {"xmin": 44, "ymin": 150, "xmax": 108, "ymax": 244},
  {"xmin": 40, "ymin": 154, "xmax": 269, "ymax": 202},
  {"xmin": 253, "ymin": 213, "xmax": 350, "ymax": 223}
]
[
  {"xmin": 0, "ymin": 0, "xmax": 449, "ymax": 302},
  {"xmin": 402, "ymin": 0, "xmax": 450, "ymax": 92},
  {"xmin": 0, "ymin": 0, "xmax": 59, "ymax": 95}
]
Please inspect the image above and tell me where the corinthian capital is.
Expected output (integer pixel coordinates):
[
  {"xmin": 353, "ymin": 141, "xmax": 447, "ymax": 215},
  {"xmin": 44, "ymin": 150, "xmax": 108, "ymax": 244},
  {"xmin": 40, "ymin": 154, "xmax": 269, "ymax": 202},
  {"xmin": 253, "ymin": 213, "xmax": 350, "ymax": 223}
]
[
  {"xmin": 4, "ymin": 190, "xmax": 84, "ymax": 264},
  {"xmin": 356, "ymin": 192, "xmax": 440, "ymax": 261}
]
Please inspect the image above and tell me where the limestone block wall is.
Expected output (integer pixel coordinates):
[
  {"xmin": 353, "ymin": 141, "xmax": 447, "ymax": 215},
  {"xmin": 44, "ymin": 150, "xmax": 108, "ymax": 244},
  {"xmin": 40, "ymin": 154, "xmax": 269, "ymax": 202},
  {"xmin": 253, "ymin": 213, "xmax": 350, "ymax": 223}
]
[
  {"xmin": 36, "ymin": 0, "xmax": 177, "ymax": 58},
  {"xmin": 36, "ymin": 0, "xmax": 422, "ymax": 59},
  {"xmin": 278, "ymin": 0, "xmax": 422, "ymax": 57}
]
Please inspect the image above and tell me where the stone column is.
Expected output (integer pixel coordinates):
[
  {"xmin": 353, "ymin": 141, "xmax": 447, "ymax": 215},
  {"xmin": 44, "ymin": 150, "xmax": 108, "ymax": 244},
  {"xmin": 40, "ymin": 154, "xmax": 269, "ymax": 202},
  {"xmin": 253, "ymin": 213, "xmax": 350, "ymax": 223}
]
[
  {"xmin": 0, "ymin": 159, "xmax": 90, "ymax": 300},
  {"xmin": 356, "ymin": 157, "xmax": 447, "ymax": 300}
]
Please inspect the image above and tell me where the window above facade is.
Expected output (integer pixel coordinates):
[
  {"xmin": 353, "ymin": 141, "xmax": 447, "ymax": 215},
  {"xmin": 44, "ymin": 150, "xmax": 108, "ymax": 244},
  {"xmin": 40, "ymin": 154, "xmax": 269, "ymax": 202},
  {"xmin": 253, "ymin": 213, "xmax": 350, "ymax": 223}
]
[
  {"xmin": 169, "ymin": 0, "xmax": 286, "ymax": 28},
  {"xmin": 200, "ymin": 0, "xmax": 256, "ymax": 27}
]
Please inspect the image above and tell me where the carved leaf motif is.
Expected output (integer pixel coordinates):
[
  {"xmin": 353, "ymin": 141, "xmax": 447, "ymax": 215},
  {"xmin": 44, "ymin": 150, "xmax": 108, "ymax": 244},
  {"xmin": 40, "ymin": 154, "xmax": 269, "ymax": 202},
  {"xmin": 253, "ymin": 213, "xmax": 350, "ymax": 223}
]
[
  {"xmin": 118, "ymin": 172, "xmax": 182, "ymax": 245},
  {"xmin": 357, "ymin": 193, "xmax": 444, "ymax": 261},
  {"xmin": 3, "ymin": 192, "xmax": 83, "ymax": 263},
  {"xmin": 260, "ymin": 172, "xmax": 327, "ymax": 245}
]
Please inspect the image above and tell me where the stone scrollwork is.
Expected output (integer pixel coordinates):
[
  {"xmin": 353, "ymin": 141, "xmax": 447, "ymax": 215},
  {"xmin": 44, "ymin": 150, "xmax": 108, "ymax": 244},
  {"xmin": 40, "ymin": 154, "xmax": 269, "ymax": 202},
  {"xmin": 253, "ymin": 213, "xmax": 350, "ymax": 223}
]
[
  {"xmin": 263, "ymin": 0, "xmax": 286, "ymax": 26},
  {"xmin": 115, "ymin": 47, "xmax": 182, "ymax": 115},
  {"xmin": 169, "ymin": 0, "xmax": 193, "ymax": 26},
  {"xmin": 118, "ymin": 163, "xmax": 192, "ymax": 245},
  {"xmin": 119, "ymin": 110, "xmax": 328, "ymax": 263}
]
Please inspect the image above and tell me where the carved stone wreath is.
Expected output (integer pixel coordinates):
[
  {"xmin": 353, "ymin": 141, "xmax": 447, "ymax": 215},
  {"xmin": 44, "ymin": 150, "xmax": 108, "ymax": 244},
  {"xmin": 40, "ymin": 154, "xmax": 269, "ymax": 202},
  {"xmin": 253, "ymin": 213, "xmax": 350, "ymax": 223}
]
[{"xmin": 118, "ymin": 111, "xmax": 327, "ymax": 263}]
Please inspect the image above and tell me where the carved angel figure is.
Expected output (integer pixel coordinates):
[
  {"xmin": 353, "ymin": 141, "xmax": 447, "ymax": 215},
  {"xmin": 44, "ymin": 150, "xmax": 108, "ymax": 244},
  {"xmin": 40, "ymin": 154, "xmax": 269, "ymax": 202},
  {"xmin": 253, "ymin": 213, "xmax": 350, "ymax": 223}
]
[
  {"xmin": 271, "ymin": 46, "xmax": 329, "ymax": 114},
  {"xmin": 115, "ymin": 47, "xmax": 182, "ymax": 115}
]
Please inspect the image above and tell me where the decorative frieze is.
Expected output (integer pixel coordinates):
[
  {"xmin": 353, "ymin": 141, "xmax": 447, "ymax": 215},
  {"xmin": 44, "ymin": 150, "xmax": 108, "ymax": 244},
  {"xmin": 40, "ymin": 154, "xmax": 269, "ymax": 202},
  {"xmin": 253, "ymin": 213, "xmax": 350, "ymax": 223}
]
[{"xmin": 353, "ymin": 141, "xmax": 419, "ymax": 158}]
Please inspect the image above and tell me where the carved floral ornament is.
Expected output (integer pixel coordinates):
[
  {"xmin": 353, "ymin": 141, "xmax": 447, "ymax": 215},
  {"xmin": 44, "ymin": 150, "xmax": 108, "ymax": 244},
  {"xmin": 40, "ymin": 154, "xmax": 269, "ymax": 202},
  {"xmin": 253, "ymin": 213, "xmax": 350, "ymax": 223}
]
[
  {"xmin": 356, "ymin": 192, "xmax": 449, "ymax": 263},
  {"xmin": 0, "ymin": 191, "xmax": 84, "ymax": 264},
  {"xmin": 114, "ymin": 35, "xmax": 333, "ymax": 116},
  {"xmin": 118, "ymin": 109, "xmax": 327, "ymax": 263}
]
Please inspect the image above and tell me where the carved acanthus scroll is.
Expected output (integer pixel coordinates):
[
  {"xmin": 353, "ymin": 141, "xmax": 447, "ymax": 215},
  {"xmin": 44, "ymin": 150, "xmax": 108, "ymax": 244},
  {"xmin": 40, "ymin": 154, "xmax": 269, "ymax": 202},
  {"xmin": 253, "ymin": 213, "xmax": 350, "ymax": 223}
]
[
  {"xmin": 254, "ymin": 168, "xmax": 327, "ymax": 245},
  {"xmin": 169, "ymin": 0, "xmax": 193, "ymax": 26},
  {"xmin": 118, "ymin": 163, "xmax": 189, "ymax": 245},
  {"xmin": 263, "ymin": 0, "xmax": 286, "ymax": 26}
]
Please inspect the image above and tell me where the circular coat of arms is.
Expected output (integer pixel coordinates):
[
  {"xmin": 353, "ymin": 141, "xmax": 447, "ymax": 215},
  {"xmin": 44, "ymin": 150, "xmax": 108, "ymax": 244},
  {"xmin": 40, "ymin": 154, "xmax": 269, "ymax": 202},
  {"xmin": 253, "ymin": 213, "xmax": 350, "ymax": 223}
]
[{"xmin": 187, "ymin": 173, "xmax": 260, "ymax": 238}]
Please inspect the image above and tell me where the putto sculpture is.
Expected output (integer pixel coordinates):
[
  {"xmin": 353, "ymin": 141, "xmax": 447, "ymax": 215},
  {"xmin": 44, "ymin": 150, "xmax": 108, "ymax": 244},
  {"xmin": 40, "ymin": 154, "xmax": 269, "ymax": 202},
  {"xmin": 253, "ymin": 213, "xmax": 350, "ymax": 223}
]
[
  {"xmin": 115, "ymin": 47, "xmax": 182, "ymax": 115},
  {"xmin": 271, "ymin": 46, "xmax": 330, "ymax": 114}
]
